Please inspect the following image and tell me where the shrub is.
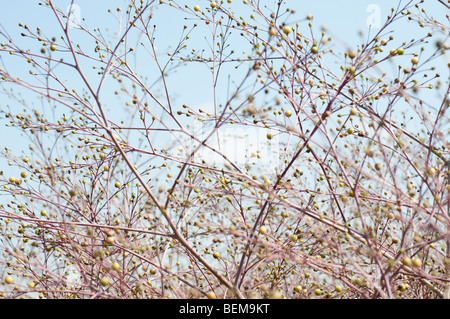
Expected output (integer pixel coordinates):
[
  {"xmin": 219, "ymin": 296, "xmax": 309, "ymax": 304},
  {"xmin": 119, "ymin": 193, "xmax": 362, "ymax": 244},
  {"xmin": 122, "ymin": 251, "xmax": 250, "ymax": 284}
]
[{"xmin": 0, "ymin": 0, "xmax": 448, "ymax": 299}]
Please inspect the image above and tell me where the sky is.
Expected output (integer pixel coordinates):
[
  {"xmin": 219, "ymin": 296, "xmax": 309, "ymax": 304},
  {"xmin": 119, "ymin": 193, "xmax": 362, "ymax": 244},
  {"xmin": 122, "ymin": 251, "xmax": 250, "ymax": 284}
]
[{"xmin": 0, "ymin": 0, "xmax": 448, "ymax": 179}]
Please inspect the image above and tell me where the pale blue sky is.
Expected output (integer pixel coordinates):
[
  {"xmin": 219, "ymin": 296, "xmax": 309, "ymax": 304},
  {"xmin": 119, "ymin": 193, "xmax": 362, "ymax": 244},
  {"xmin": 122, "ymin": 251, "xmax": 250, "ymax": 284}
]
[{"xmin": 0, "ymin": 0, "xmax": 448, "ymax": 179}]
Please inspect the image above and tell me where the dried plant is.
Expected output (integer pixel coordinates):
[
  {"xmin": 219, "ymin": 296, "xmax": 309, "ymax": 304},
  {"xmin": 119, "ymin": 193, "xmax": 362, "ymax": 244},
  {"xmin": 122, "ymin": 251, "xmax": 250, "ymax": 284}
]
[{"xmin": 0, "ymin": 0, "xmax": 448, "ymax": 299}]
